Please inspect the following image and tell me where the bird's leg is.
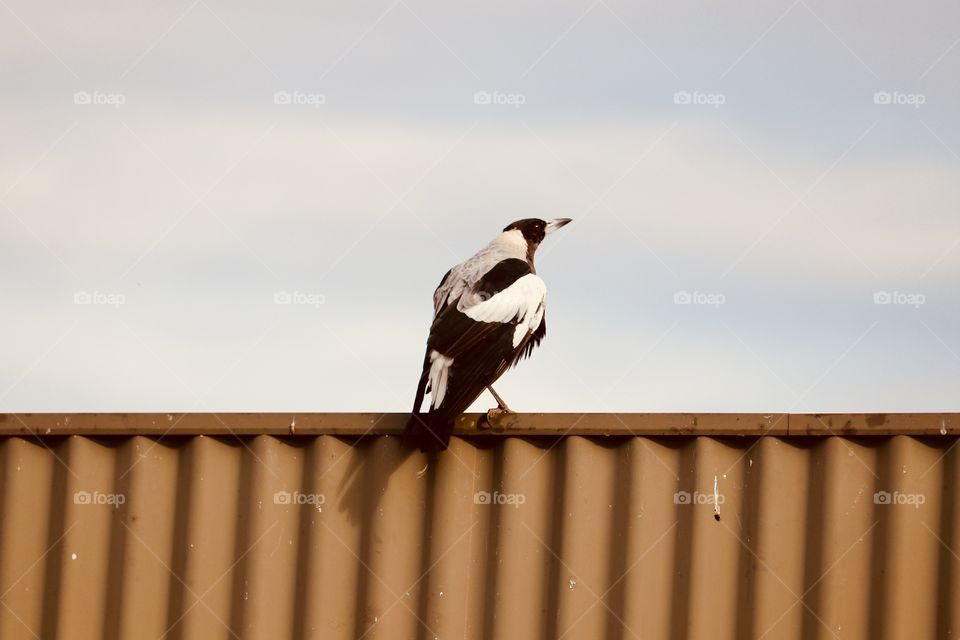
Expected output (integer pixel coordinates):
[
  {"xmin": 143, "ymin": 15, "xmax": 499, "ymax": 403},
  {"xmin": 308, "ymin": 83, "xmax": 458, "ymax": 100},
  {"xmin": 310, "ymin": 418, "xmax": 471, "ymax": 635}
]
[{"xmin": 487, "ymin": 385, "xmax": 513, "ymax": 411}]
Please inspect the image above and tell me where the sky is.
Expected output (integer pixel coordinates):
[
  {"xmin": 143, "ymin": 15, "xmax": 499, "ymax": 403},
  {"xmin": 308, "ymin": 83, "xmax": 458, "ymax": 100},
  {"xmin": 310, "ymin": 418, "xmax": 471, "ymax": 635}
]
[{"xmin": 1, "ymin": 0, "xmax": 958, "ymax": 413}]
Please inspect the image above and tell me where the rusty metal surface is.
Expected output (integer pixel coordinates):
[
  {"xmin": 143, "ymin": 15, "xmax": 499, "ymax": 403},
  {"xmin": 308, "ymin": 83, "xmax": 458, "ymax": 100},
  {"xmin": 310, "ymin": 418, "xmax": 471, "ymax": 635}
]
[
  {"xmin": 0, "ymin": 418, "xmax": 958, "ymax": 639},
  {"xmin": 1, "ymin": 412, "xmax": 956, "ymax": 436}
]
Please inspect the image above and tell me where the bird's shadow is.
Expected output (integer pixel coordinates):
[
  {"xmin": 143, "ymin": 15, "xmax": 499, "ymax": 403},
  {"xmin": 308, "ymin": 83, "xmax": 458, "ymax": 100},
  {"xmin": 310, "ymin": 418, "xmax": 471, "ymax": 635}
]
[{"xmin": 336, "ymin": 437, "xmax": 429, "ymax": 526}]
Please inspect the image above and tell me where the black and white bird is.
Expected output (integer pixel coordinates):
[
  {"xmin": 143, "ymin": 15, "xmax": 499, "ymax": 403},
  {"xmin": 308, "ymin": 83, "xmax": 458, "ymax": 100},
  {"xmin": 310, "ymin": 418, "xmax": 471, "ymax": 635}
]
[{"xmin": 402, "ymin": 218, "xmax": 572, "ymax": 452}]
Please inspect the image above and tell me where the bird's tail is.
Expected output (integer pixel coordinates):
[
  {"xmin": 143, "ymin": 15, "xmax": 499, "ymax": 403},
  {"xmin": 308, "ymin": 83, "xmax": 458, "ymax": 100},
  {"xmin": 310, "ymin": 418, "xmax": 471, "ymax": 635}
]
[{"xmin": 402, "ymin": 412, "xmax": 453, "ymax": 452}]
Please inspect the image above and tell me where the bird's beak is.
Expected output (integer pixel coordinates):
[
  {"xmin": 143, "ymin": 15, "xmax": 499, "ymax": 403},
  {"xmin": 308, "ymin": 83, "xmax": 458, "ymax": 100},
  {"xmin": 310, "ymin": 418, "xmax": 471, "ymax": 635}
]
[{"xmin": 545, "ymin": 218, "xmax": 572, "ymax": 235}]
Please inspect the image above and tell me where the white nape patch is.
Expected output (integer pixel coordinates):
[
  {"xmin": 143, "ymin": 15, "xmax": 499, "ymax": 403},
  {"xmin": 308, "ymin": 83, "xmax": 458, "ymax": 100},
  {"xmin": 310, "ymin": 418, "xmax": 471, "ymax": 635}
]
[
  {"xmin": 428, "ymin": 350, "xmax": 454, "ymax": 408},
  {"xmin": 464, "ymin": 273, "xmax": 547, "ymax": 347},
  {"xmin": 497, "ymin": 229, "xmax": 528, "ymax": 255}
]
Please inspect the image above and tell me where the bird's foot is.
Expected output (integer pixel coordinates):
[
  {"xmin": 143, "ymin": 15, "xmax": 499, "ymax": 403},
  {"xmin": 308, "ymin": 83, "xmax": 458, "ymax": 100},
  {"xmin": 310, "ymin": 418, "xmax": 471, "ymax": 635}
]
[
  {"xmin": 486, "ymin": 385, "xmax": 513, "ymax": 413},
  {"xmin": 415, "ymin": 463, "xmax": 429, "ymax": 478},
  {"xmin": 485, "ymin": 406, "xmax": 514, "ymax": 423}
]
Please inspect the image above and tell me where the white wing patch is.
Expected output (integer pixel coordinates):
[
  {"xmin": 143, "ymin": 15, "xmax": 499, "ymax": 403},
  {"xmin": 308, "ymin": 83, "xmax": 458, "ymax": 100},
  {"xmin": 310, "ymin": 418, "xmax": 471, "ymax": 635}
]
[
  {"xmin": 463, "ymin": 273, "xmax": 547, "ymax": 347},
  {"xmin": 428, "ymin": 350, "xmax": 454, "ymax": 409}
]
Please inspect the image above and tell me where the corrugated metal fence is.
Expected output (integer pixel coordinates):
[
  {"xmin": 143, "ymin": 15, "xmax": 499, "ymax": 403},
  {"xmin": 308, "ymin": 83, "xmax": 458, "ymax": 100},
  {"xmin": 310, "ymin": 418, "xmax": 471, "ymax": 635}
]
[{"xmin": 0, "ymin": 413, "xmax": 957, "ymax": 639}]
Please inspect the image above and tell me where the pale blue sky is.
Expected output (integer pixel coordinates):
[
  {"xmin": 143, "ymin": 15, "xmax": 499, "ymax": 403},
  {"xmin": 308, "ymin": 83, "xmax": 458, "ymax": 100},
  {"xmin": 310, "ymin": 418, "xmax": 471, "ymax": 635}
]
[{"xmin": 1, "ymin": 0, "xmax": 958, "ymax": 412}]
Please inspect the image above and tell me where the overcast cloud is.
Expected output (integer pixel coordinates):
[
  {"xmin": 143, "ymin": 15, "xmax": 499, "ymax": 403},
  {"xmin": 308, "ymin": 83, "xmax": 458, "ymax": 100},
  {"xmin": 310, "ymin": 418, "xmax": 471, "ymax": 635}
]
[{"xmin": 1, "ymin": 0, "xmax": 958, "ymax": 413}]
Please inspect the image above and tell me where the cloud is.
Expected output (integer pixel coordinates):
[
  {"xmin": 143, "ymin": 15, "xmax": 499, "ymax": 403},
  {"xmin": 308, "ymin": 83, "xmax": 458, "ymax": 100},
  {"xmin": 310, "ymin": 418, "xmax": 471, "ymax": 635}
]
[{"xmin": 1, "ymin": 1, "xmax": 958, "ymax": 411}]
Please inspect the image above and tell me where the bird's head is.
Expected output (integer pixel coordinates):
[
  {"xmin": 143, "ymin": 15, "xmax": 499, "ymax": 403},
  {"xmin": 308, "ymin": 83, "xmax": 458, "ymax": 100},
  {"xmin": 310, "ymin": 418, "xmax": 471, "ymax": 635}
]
[{"xmin": 503, "ymin": 217, "xmax": 572, "ymax": 252}]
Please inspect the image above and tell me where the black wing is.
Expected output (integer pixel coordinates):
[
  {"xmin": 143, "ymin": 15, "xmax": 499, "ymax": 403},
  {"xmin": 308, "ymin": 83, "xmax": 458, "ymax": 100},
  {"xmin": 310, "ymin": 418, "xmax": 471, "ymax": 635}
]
[
  {"xmin": 411, "ymin": 258, "xmax": 542, "ymax": 415},
  {"xmin": 405, "ymin": 258, "xmax": 548, "ymax": 450},
  {"xmin": 427, "ymin": 258, "xmax": 543, "ymax": 415}
]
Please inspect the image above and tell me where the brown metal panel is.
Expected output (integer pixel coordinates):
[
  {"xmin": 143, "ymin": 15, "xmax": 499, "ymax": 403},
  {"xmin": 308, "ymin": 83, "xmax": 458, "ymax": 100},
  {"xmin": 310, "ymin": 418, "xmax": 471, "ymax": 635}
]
[
  {"xmin": 12, "ymin": 410, "xmax": 958, "ymax": 437},
  {"xmin": 417, "ymin": 437, "xmax": 482, "ymax": 640},
  {"xmin": 940, "ymin": 442, "xmax": 960, "ymax": 637},
  {"xmin": 175, "ymin": 435, "xmax": 243, "ymax": 640},
  {"xmin": 878, "ymin": 436, "xmax": 941, "ymax": 639},
  {"xmin": 235, "ymin": 435, "xmax": 305, "ymax": 639},
  {"xmin": 683, "ymin": 437, "xmax": 747, "ymax": 640},
  {"xmin": 475, "ymin": 413, "xmax": 791, "ymax": 437},
  {"xmin": 0, "ymin": 437, "xmax": 56, "ymax": 640},
  {"xmin": 746, "ymin": 437, "xmax": 812, "ymax": 640},
  {"xmin": 618, "ymin": 437, "xmax": 683, "ymax": 640},
  {"xmin": 12, "ymin": 411, "xmax": 932, "ymax": 437},
  {"xmin": 808, "ymin": 437, "xmax": 878, "ymax": 639},
  {"xmin": 465, "ymin": 438, "xmax": 497, "ymax": 640},
  {"xmin": 2, "ymin": 417, "xmax": 959, "ymax": 639},
  {"xmin": 792, "ymin": 413, "xmax": 956, "ymax": 436},
  {"xmin": 553, "ymin": 436, "xmax": 620, "ymax": 639},
  {"xmin": 52, "ymin": 436, "xmax": 117, "ymax": 639},
  {"xmin": 357, "ymin": 438, "xmax": 428, "ymax": 639},
  {"xmin": 111, "ymin": 436, "xmax": 179, "ymax": 640},
  {"xmin": 298, "ymin": 435, "xmax": 365, "ymax": 640}
]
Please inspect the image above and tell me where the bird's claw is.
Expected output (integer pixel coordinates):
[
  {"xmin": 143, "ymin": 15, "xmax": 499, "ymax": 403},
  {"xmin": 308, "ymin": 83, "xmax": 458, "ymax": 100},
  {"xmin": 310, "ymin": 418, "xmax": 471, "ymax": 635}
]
[{"xmin": 485, "ymin": 406, "xmax": 514, "ymax": 425}]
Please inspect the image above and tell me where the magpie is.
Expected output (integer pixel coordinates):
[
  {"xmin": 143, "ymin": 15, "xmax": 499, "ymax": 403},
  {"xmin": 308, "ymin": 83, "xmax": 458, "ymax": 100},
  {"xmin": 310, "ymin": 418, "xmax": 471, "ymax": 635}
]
[{"xmin": 402, "ymin": 217, "xmax": 572, "ymax": 452}]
